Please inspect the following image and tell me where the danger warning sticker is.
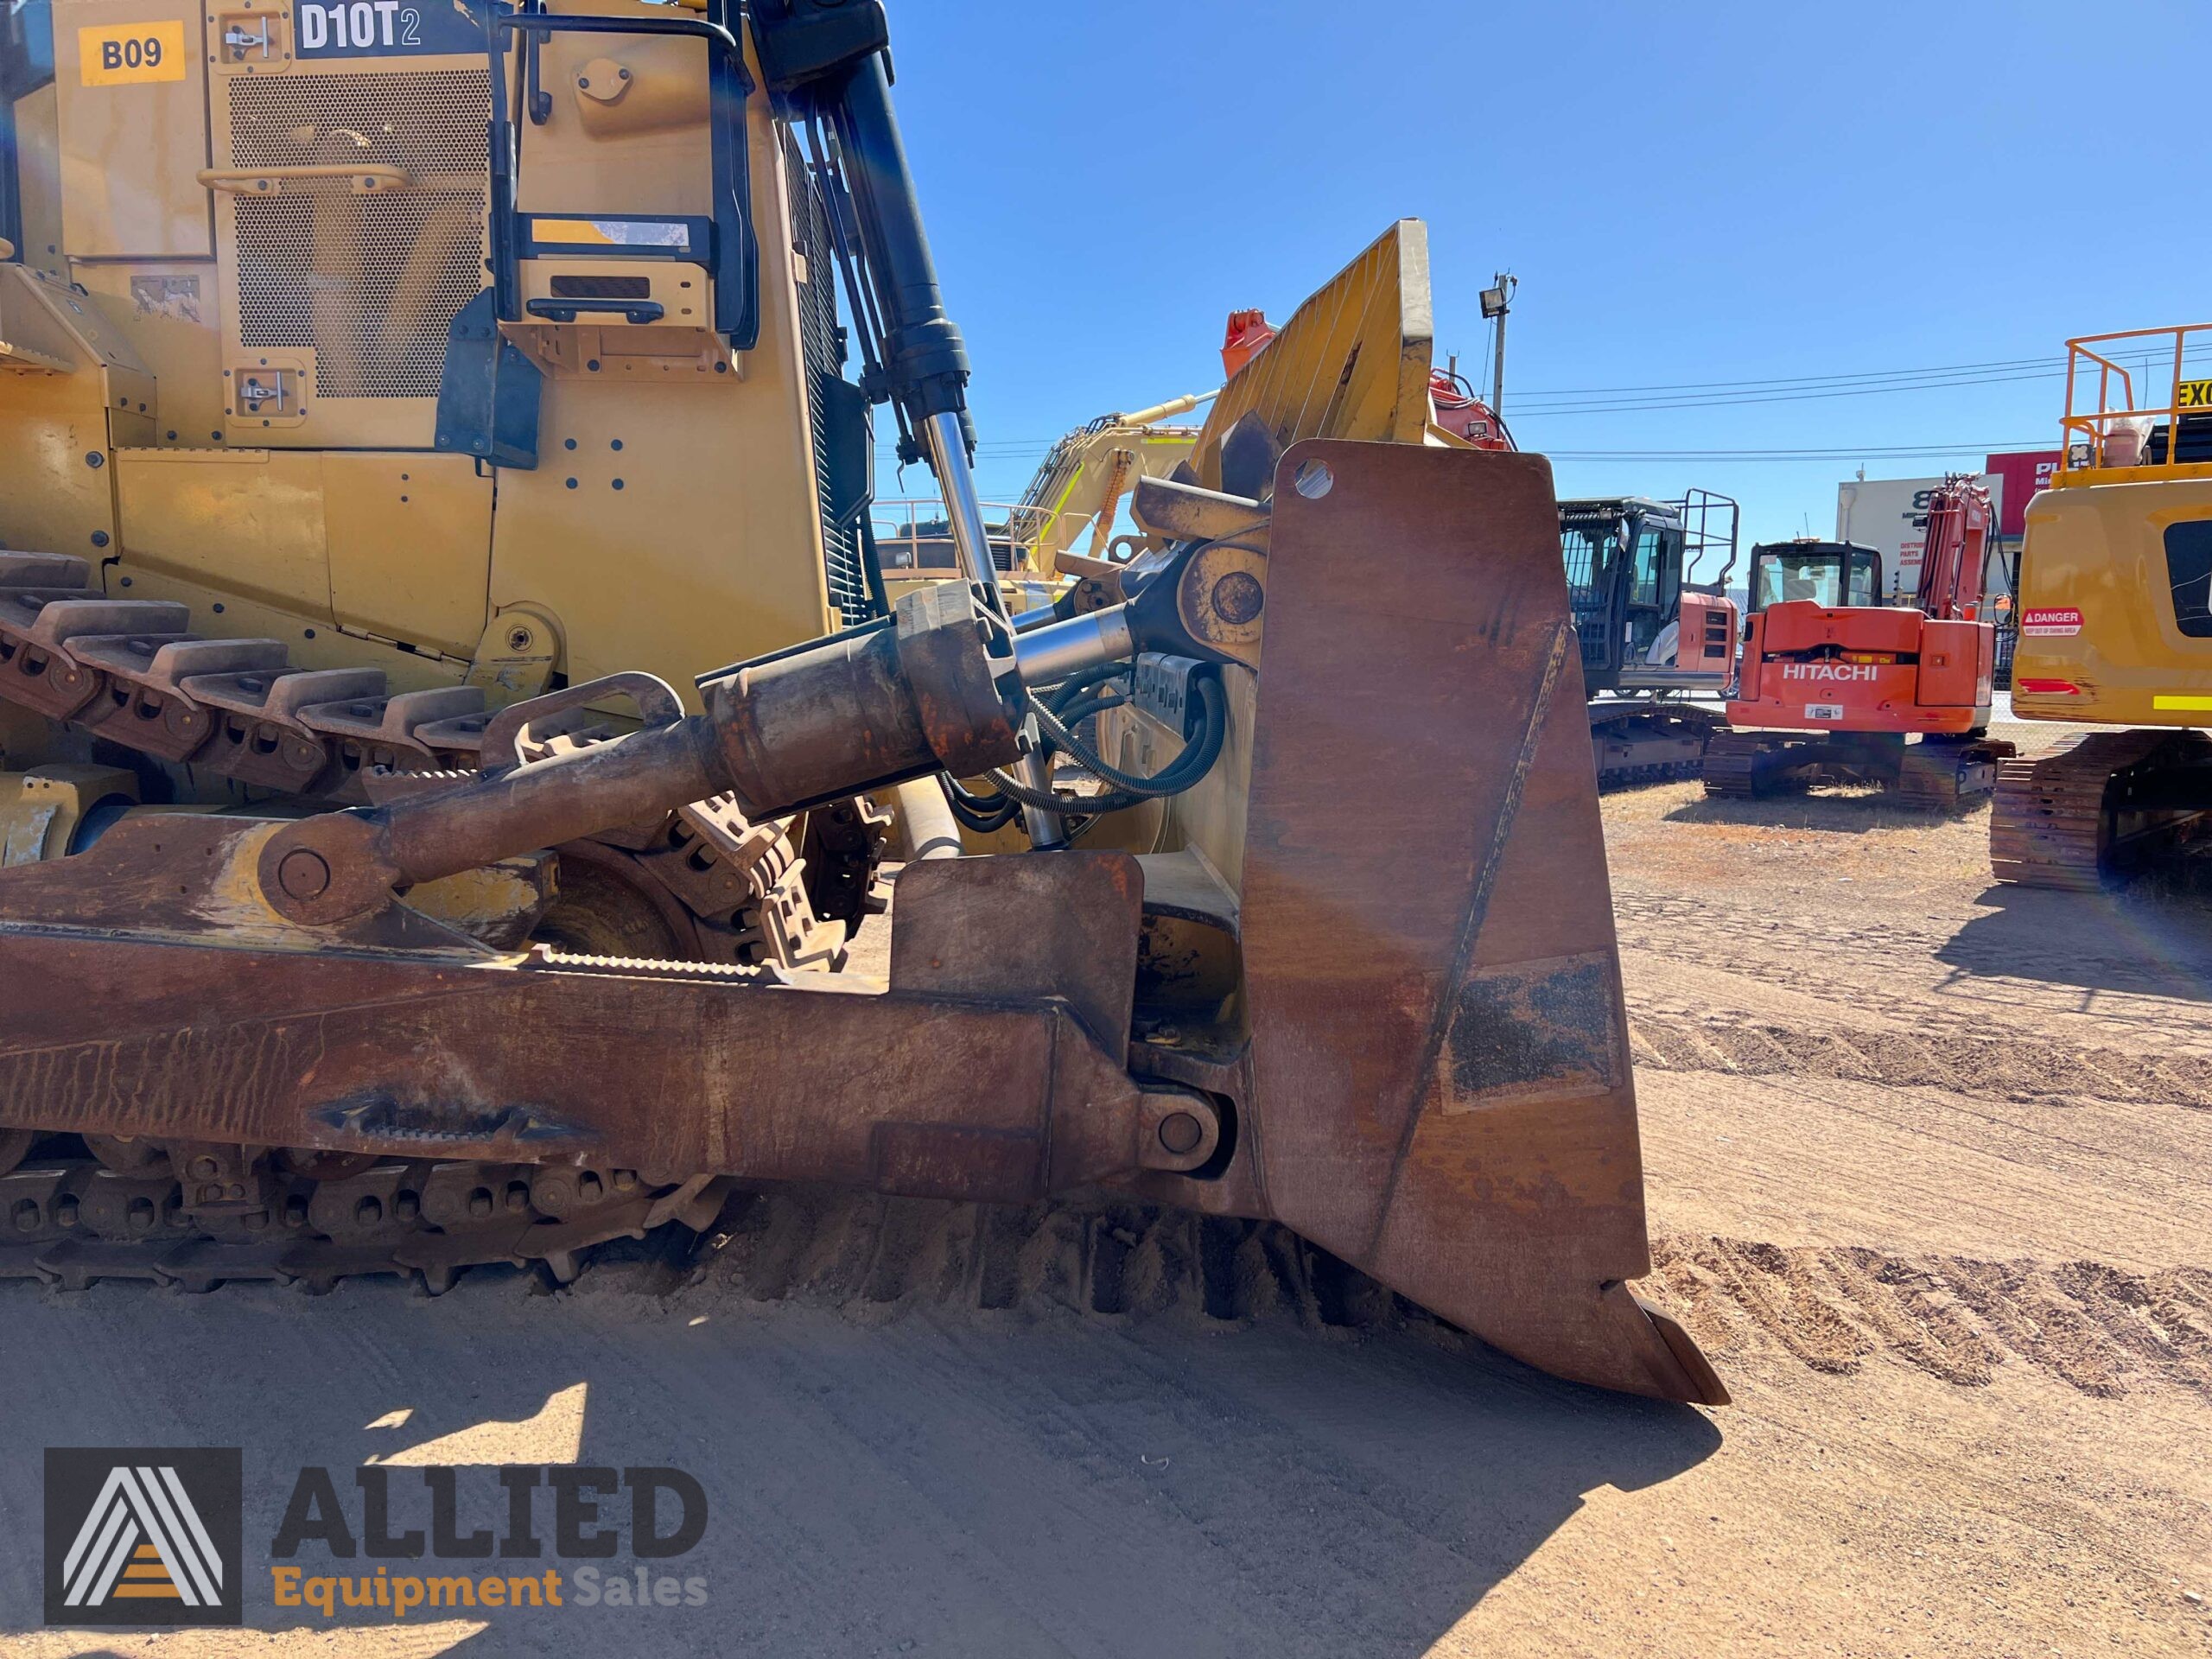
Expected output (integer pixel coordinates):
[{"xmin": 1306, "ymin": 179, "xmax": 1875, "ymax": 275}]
[{"xmin": 2021, "ymin": 607, "xmax": 2083, "ymax": 637}]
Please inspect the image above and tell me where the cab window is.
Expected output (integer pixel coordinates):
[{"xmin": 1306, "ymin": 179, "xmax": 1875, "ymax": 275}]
[
  {"xmin": 1755, "ymin": 552, "xmax": 1841, "ymax": 610},
  {"xmin": 1630, "ymin": 526, "xmax": 1664, "ymax": 607},
  {"xmin": 1846, "ymin": 550, "xmax": 1879, "ymax": 607},
  {"xmin": 2167, "ymin": 521, "xmax": 2212, "ymax": 637}
]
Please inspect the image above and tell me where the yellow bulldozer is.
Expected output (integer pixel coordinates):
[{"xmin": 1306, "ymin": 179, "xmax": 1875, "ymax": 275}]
[
  {"xmin": 1992, "ymin": 323, "xmax": 2212, "ymax": 888},
  {"xmin": 0, "ymin": 0, "xmax": 1722, "ymax": 1407}
]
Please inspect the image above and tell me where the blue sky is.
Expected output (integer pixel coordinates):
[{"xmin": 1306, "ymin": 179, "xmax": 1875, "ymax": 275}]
[{"xmin": 874, "ymin": 0, "xmax": 2211, "ymax": 556}]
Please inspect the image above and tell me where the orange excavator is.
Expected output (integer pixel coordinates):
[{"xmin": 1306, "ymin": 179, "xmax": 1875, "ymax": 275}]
[{"xmin": 1702, "ymin": 474, "xmax": 2015, "ymax": 806}]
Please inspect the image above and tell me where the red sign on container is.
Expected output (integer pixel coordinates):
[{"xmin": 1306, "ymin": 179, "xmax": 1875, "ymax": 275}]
[{"xmin": 1985, "ymin": 450, "xmax": 2065, "ymax": 537}]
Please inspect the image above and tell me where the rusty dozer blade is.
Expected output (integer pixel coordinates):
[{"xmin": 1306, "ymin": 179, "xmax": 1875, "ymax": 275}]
[
  {"xmin": 1230, "ymin": 439, "xmax": 1723, "ymax": 1405},
  {"xmin": 0, "ymin": 440, "xmax": 1718, "ymax": 1406}
]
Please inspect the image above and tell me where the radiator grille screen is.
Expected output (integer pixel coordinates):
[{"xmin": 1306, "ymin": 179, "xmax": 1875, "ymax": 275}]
[
  {"xmin": 228, "ymin": 70, "xmax": 491, "ymax": 399},
  {"xmin": 785, "ymin": 132, "xmax": 879, "ymax": 626}
]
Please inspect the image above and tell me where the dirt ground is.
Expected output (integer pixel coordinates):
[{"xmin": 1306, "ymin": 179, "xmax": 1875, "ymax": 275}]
[{"xmin": 3, "ymin": 717, "xmax": 2208, "ymax": 1658}]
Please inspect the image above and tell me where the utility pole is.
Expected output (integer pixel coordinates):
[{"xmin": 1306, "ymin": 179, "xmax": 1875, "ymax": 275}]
[{"xmin": 1479, "ymin": 273, "xmax": 1516, "ymax": 411}]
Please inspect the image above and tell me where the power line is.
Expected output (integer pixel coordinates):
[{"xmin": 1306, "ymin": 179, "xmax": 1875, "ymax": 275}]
[
  {"xmin": 1546, "ymin": 441, "xmax": 2047, "ymax": 461},
  {"xmin": 1511, "ymin": 353, "xmax": 2060, "ymax": 399},
  {"xmin": 1513, "ymin": 364, "xmax": 2075, "ymax": 418}
]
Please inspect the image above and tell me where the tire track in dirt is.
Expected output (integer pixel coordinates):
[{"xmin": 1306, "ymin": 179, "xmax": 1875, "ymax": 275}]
[
  {"xmin": 1649, "ymin": 1233, "xmax": 2212, "ymax": 1399},
  {"xmin": 1611, "ymin": 889, "xmax": 2212, "ymax": 1041},
  {"xmin": 1628, "ymin": 1014, "xmax": 2212, "ymax": 1109}
]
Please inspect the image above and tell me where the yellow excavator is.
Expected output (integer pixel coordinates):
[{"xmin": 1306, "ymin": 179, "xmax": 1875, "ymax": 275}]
[
  {"xmin": 0, "ymin": 0, "xmax": 1721, "ymax": 1406},
  {"xmin": 1008, "ymin": 393, "xmax": 1211, "ymax": 575},
  {"xmin": 1992, "ymin": 323, "xmax": 2212, "ymax": 888},
  {"xmin": 870, "ymin": 395, "xmax": 1205, "ymax": 610}
]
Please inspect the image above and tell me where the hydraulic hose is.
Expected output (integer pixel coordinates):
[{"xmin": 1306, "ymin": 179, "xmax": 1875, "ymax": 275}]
[{"xmin": 972, "ymin": 674, "xmax": 1228, "ymax": 817}]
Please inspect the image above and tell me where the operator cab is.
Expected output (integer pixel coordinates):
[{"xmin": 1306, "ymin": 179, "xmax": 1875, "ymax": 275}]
[
  {"xmin": 1560, "ymin": 489, "xmax": 1738, "ymax": 690},
  {"xmin": 1559, "ymin": 497, "xmax": 1687, "ymax": 680},
  {"xmin": 1746, "ymin": 540, "xmax": 1884, "ymax": 615}
]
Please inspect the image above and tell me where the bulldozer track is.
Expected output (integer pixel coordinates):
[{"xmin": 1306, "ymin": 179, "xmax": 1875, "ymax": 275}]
[
  {"xmin": 1649, "ymin": 1233, "xmax": 2212, "ymax": 1400},
  {"xmin": 0, "ymin": 1149, "xmax": 734, "ymax": 1295},
  {"xmin": 697, "ymin": 1187, "xmax": 1445, "ymax": 1332},
  {"xmin": 1990, "ymin": 729, "xmax": 2212, "ymax": 890},
  {"xmin": 0, "ymin": 549, "xmax": 868, "ymax": 969},
  {"xmin": 0, "ymin": 548, "xmax": 887, "ymax": 966},
  {"xmin": 0, "ymin": 552, "xmax": 887, "ymax": 1296}
]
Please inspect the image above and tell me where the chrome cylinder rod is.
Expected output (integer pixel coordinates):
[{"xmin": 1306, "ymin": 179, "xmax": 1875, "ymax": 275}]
[
  {"xmin": 1010, "ymin": 607, "xmax": 1135, "ymax": 688},
  {"xmin": 922, "ymin": 408, "xmax": 1067, "ymax": 847}
]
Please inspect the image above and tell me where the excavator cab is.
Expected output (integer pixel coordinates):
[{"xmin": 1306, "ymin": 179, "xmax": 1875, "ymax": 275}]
[
  {"xmin": 1745, "ymin": 541, "xmax": 1884, "ymax": 614},
  {"xmin": 1562, "ymin": 491, "xmax": 1740, "ymax": 786},
  {"xmin": 1560, "ymin": 497, "xmax": 1683, "ymax": 685}
]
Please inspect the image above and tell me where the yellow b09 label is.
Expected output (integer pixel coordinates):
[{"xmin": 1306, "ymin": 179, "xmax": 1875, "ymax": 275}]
[{"xmin": 79, "ymin": 21, "xmax": 188, "ymax": 86}]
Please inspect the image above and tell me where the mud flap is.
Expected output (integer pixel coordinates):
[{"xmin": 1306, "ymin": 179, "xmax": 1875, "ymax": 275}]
[{"xmin": 1239, "ymin": 439, "xmax": 1726, "ymax": 1405}]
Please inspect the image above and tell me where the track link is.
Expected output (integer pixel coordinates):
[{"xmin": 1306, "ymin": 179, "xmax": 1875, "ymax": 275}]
[
  {"xmin": 0, "ymin": 554, "xmax": 885, "ymax": 1294},
  {"xmin": 1590, "ymin": 702, "xmax": 1723, "ymax": 791},
  {"xmin": 0, "ymin": 1149, "xmax": 732, "ymax": 1294},
  {"xmin": 1990, "ymin": 729, "xmax": 2212, "ymax": 889}
]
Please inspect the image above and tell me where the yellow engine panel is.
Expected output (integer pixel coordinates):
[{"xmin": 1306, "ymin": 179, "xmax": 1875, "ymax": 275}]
[
  {"xmin": 0, "ymin": 1, "xmax": 867, "ymax": 735},
  {"xmin": 2012, "ymin": 474, "xmax": 2212, "ymax": 725}
]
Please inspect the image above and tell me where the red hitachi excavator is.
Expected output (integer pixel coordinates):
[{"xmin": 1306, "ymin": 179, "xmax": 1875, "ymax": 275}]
[{"xmin": 1702, "ymin": 474, "xmax": 2016, "ymax": 806}]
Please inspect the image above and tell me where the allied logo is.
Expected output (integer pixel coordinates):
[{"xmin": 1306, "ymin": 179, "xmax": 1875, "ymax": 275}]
[{"xmin": 44, "ymin": 1449, "xmax": 244, "ymax": 1628}]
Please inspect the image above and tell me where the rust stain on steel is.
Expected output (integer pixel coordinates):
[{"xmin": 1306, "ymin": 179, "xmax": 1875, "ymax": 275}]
[
  {"xmin": 1440, "ymin": 951, "xmax": 1625, "ymax": 1111},
  {"xmin": 892, "ymin": 852, "xmax": 1143, "ymax": 1050}
]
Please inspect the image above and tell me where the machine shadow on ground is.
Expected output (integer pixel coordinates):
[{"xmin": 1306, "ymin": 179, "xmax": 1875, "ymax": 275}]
[
  {"xmin": 1657, "ymin": 787, "xmax": 1981, "ymax": 836},
  {"xmin": 1, "ymin": 1272, "xmax": 1723, "ymax": 1659},
  {"xmin": 1942, "ymin": 883, "xmax": 2212, "ymax": 1002}
]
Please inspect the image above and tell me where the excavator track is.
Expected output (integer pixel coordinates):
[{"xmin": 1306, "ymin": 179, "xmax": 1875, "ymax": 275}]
[
  {"xmin": 1892, "ymin": 736, "xmax": 2015, "ymax": 810},
  {"xmin": 1705, "ymin": 730, "xmax": 2012, "ymax": 808},
  {"xmin": 0, "ymin": 551, "xmax": 872, "ymax": 1295},
  {"xmin": 1589, "ymin": 701, "xmax": 1724, "ymax": 789},
  {"xmin": 1699, "ymin": 729, "xmax": 1792, "ymax": 798},
  {"xmin": 1989, "ymin": 728, "xmax": 2212, "ymax": 889}
]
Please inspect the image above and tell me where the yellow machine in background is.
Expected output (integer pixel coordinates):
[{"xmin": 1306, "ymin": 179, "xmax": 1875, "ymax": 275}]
[
  {"xmin": 871, "ymin": 395, "xmax": 1206, "ymax": 613},
  {"xmin": 1992, "ymin": 322, "xmax": 2212, "ymax": 887},
  {"xmin": 1009, "ymin": 393, "xmax": 1210, "ymax": 577}
]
